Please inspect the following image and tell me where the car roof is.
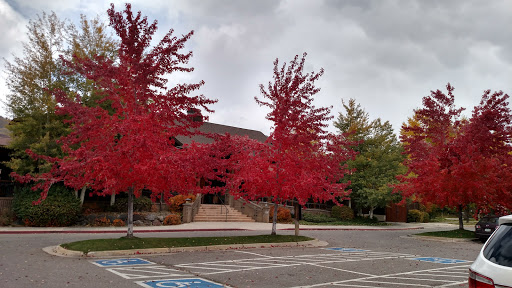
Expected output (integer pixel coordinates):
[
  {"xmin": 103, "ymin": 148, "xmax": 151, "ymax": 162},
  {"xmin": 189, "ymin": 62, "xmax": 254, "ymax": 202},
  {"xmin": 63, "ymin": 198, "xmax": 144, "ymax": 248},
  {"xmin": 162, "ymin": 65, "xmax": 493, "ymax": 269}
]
[{"xmin": 499, "ymin": 215, "xmax": 512, "ymax": 225}]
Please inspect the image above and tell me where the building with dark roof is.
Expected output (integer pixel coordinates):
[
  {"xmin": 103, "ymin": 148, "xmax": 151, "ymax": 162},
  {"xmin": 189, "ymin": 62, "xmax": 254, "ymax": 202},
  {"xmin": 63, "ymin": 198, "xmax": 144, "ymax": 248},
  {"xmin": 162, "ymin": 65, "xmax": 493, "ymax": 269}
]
[{"xmin": 174, "ymin": 122, "xmax": 268, "ymax": 146}]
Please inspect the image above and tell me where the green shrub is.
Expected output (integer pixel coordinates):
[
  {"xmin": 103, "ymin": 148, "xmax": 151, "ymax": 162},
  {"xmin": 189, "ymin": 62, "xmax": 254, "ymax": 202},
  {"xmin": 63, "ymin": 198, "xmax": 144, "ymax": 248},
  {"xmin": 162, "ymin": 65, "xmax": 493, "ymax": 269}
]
[
  {"xmin": 109, "ymin": 196, "xmax": 153, "ymax": 212},
  {"xmin": 302, "ymin": 212, "xmax": 337, "ymax": 223},
  {"xmin": 0, "ymin": 209, "xmax": 15, "ymax": 226},
  {"xmin": 407, "ymin": 209, "xmax": 422, "ymax": 222},
  {"xmin": 421, "ymin": 211, "xmax": 430, "ymax": 223},
  {"xmin": 13, "ymin": 185, "xmax": 82, "ymax": 227},
  {"xmin": 331, "ymin": 205, "xmax": 354, "ymax": 220}
]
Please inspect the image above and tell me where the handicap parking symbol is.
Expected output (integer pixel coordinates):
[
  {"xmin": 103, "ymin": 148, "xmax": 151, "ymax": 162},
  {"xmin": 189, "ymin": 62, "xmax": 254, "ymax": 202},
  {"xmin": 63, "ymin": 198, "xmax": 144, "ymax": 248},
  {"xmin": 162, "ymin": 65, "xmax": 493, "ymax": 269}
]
[
  {"xmin": 409, "ymin": 257, "xmax": 469, "ymax": 264},
  {"xmin": 92, "ymin": 258, "xmax": 154, "ymax": 267},
  {"xmin": 137, "ymin": 278, "xmax": 224, "ymax": 288},
  {"xmin": 324, "ymin": 248, "xmax": 368, "ymax": 252}
]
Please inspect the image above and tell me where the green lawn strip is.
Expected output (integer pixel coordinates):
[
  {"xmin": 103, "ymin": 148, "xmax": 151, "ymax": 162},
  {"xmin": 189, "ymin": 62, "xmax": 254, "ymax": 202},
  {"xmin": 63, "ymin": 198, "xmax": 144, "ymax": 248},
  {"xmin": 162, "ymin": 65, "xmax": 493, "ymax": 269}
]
[
  {"xmin": 61, "ymin": 235, "xmax": 313, "ymax": 253},
  {"xmin": 416, "ymin": 229, "xmax": 476, "ymax": 239}
]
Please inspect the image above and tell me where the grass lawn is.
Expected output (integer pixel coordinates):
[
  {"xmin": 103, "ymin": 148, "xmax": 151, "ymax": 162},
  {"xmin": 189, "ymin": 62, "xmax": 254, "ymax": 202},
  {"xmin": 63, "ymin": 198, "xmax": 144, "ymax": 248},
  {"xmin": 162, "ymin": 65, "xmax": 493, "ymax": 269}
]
[
  {"xmin": 430, "ymin": 217, "xmax": 478, "ymax": 226},
  {"xmin": 416, "ymin": 229, "xmax": 476, "ymax": 239},
  {"xmin": 61, "ymin": 235, "xmax": 313, "ymax": 253}
]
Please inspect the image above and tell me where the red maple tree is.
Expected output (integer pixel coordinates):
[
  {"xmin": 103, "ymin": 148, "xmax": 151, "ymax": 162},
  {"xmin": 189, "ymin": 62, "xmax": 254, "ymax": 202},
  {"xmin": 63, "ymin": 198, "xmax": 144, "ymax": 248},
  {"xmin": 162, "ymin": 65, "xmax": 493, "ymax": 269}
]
[
  {"xmin": 397, "ymin": 84, "xmax": 512, "ymax": 229},
  {"xmin": 14, "ymin": 4, "xmax": 217, "ymax": 237},
  {"xmin": 224, "ymin": 54, "xmax": 356, "ymax": 235}
]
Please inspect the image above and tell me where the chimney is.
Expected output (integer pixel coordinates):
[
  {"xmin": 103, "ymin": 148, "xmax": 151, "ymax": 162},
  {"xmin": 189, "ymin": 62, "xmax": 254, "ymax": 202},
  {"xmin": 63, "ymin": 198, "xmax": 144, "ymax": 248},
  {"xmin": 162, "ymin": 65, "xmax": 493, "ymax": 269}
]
[{"xmin": 187, "ymin": 108, "xmax": 203, "ymax": 122}]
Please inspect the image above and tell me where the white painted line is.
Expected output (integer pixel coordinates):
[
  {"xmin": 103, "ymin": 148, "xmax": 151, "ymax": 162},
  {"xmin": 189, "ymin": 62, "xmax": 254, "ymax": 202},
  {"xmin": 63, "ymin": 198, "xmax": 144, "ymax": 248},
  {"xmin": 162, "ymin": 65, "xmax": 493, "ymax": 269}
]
[
  {"xmin": 304, "ymin": 263, "xmax": 376, "ymax": 277},
  {"xmin": 290, "ymin": 264, "xmax": 471, "ymax": 288},
  {"xmin": 234, "ymin": 250, "xmax": 273, "ymax": 258},
  {"xmin": 359, "ymin": 279, "xmax": 432, "ymax": 287},
  {"xmin": 332, "ymin": 284, "xmax": 380, "ymax": 288},
  {"xmin": 106, "ymin": 265, "xmax": 187, "ymax": 279},
  {"xmin": 413, "ymin": 273, "xmax": 467, "ymax": 278},
  {"xmin": 383, "ymin": 276, "xmax": 462, "ymax": 283},
  {"xmin": 437, "ymin": 280, "xmax": 469, "ymax": 287},
  {"xmin": 201, "ymin": 264, "xmax": 303, "ymax": 275}
]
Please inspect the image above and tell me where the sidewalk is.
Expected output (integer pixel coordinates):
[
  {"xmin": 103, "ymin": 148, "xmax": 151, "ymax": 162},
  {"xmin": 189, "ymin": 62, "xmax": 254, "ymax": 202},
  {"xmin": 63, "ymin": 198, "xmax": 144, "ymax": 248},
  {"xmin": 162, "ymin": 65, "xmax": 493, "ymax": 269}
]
[{"xmin": 0, "ymin": 221, "xmax": 429, "ymax": 234}]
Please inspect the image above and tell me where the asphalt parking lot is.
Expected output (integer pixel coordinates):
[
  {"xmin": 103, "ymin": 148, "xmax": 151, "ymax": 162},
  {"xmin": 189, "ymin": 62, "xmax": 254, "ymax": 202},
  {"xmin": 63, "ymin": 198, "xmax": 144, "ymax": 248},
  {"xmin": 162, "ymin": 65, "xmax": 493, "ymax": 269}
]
[
  {"xmin": 1, "ymin": 224, "xmax": 483, "ymax": 287},
  {"xmin": 90, "ymin": 248, "xmax": 471, "ymax": 287}
]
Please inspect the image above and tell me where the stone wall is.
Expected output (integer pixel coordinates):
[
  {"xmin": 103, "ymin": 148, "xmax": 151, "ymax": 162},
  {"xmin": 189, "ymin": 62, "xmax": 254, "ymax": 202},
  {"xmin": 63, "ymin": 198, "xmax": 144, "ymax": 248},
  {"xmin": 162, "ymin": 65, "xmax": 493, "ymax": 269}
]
[{"xmin": 78, "ymin": 212, "xmax": 177, "ymax": 226}]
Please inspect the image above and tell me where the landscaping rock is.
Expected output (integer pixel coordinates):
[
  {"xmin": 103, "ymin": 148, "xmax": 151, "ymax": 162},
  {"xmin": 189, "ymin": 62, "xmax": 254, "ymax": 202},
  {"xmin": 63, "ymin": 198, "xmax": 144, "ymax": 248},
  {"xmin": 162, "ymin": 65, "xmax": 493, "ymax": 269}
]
[
  {"xmin": 152, "ymin": 219, "xmax": 161, "ymax": 226},
  {"xmin": 145, "ymin": 214, "xmax": 157, "ymax": 221},
  {"xmin": 133, "ymin": 220, "xmax": 145, "ymax": 226}
]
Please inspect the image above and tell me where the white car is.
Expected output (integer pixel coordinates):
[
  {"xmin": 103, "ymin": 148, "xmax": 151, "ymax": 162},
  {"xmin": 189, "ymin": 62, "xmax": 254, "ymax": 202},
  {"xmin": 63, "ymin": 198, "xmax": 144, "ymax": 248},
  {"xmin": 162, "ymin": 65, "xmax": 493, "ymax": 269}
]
[{"xmin": 469, "ymin": 214, "xmax": 512, "ymax": 288}]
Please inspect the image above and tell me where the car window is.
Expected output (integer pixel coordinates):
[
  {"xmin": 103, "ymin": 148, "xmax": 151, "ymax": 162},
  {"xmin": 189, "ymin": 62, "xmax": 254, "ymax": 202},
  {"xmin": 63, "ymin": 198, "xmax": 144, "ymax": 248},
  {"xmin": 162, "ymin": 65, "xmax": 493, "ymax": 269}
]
[{"xmin": 483, "ymin": 224, "xmax": 512, "ymax": 268}]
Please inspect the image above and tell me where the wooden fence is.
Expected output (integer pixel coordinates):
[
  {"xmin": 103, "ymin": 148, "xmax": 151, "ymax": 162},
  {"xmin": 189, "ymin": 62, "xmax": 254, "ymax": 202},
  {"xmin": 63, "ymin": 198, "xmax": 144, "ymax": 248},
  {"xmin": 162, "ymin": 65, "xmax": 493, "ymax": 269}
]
[{"xmin": 0, "ymin": 197, "xmax": 13, "ymax": 212}]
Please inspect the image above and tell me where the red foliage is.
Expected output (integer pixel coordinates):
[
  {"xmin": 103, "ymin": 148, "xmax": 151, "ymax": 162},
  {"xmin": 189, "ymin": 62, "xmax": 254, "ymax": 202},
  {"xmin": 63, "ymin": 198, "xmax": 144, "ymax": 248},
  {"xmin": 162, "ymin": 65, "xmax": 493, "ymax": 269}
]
[
  {"xmin": 397, "ymin": 84, "xmax": 512, "ymax": 215},
  {"xmin": 221, "ymin": 54, "xmax": 356, "ymax": 207},
  {"xmin": 12, "ymin": 4, "xmax": 218, "ymax": 204}
]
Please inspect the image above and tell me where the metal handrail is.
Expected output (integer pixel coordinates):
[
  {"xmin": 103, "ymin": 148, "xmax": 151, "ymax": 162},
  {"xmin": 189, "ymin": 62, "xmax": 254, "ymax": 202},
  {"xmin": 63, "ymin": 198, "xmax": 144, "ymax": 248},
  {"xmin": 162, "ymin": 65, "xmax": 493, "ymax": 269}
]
[{"xmin": 217, "ymin": 193, "xmax": 229, "ymax": 222}]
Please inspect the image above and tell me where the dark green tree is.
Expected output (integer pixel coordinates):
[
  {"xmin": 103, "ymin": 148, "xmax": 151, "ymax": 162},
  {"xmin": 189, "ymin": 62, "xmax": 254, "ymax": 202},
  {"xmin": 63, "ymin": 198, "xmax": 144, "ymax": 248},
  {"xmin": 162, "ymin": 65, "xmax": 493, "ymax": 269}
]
[
  {"xmin": 4, "ymin": 12, "xmax": 116, "ymax": 175},
  {"xmin": 335, "ymin": 99, "xmax": 405, "ymax": 218}
]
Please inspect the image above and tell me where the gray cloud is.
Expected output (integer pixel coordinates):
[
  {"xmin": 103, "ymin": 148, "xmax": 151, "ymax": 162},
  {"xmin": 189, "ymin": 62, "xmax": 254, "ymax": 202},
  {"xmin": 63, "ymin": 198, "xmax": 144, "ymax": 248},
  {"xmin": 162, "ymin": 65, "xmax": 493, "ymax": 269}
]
[{"xmin": 1, "ymin": 0, "xmax": 511, "ymax": 136}]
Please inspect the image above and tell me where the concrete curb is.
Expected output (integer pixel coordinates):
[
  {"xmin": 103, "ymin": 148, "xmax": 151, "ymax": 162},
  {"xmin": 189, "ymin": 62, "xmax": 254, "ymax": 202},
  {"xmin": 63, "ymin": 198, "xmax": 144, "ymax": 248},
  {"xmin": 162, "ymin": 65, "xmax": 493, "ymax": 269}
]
[
  {"xmin": 280, "ymin": 227, "xmax": 424, "ymax": 231},
  {"xmin": 43, "ymin": 239, "xmax": 329, "ymax": 258},
  {"xmin": 405, "ymin": 234, "xmax": 477, "ymax": 243},
  {"xmin": 0, "ymin": 228, "xmax": 248, "ymax": 235},
  {"xmin": 1, "ymin": 226, "xmax": 424, "ymax": 234}
]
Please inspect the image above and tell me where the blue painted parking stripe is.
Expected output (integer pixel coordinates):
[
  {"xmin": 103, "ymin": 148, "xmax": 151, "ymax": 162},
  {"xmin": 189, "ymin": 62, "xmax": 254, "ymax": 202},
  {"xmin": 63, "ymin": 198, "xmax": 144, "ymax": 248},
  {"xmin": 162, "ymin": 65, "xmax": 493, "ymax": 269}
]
[
  {"xmin": 408, "ymin": 257, "xmax": 469, "ymax": 264},
  {"xmin": 136, "ymin": 278, "xmax": 225, "ymax": 288},
  {"xmin": 91, "ymin": 258, "xmax": 155, "ymax": 267}
]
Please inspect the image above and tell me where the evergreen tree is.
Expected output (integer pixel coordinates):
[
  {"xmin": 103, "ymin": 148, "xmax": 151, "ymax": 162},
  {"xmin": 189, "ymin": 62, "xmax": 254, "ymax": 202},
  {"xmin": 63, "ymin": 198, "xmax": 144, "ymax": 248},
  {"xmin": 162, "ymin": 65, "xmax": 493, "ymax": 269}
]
[
  {"xmin": 335, "ymin": 99, "xmax": 405, "ymax": 218},
  {"xmin": 4, "ymin": 12, "xmax": 116, "ymax": 175}
]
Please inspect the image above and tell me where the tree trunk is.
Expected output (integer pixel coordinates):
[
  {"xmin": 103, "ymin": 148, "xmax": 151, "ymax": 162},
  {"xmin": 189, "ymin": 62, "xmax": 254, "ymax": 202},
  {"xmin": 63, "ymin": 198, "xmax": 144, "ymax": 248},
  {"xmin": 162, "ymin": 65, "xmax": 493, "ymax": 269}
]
[
  {"xmin": 271, "ymin": 201, "xmax": 278, "ymax": 235},
  {"xmin": 458, "ymin": 205, "xmax": 464, "ymax": 230},
  {"xmin": 294, "ymin": 202, "xmax": 300, "ymax": 236},
  {"xmin": 369, "ymin": 207, "xmax": 374, "ymax": 219},
  {"xmin": 79, "ymin": 186, "xmax": 86, "ymax": 207},
  {"xmin": 127, "ymin": 188, "xmax": 134, "ymax": 238},
  {"xmin": 110, "ymin": 193, "xmax": 116, "ymax": 206}
]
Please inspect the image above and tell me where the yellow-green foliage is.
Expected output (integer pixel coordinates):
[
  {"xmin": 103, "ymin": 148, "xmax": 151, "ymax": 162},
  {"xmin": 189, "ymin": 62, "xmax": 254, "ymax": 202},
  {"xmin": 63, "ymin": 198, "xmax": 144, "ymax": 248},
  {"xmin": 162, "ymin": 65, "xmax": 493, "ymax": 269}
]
[{"xmin": 331, "ymin": 205, "xmax": 354, "ymax": 220}]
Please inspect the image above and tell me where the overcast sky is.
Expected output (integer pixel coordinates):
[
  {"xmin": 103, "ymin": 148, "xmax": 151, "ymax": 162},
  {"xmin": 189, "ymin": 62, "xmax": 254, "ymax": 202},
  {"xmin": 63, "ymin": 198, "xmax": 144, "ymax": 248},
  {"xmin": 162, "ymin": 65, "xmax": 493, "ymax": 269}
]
[{"xmin": 1, "ymin": 0, "xmax": 511, "ymax": 136}]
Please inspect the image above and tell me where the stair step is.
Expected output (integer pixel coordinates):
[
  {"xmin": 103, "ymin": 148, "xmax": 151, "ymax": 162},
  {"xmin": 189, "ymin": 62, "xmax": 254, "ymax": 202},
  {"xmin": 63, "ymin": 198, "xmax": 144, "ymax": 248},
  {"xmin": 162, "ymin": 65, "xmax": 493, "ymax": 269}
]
[{"xmin": 194, "ymin": 204, "xmax": 255, "ymax": 222}]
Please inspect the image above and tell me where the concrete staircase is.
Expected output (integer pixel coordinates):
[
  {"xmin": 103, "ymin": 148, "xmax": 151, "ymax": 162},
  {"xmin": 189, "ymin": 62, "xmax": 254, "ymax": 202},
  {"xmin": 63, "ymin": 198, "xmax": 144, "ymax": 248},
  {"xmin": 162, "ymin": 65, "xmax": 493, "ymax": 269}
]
[{"xmin": 194, "ymin": 204, "xmax": 255, "ymax": 222}]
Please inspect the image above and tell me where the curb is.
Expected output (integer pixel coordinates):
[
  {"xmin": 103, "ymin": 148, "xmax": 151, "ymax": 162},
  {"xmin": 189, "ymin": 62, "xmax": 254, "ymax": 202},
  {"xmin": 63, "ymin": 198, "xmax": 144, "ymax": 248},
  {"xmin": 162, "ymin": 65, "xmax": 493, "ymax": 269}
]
[
  {"xmin": 43, "ymin": 239, "xmax": 329, "ymax": 258},
  {"xmin": 280, "ymin": 227, "xmax": 424, "ymax": 231},
  {"xmin": 0, "ymin": 228, "xmax": 248, "ymax": 235},
  {"xmin": 405, "ymin": 234, "xmax": 477, "ymax": 243},
  {"xmin": 1, "ymin": 226, "xmax": 424, "ymax": 234}
]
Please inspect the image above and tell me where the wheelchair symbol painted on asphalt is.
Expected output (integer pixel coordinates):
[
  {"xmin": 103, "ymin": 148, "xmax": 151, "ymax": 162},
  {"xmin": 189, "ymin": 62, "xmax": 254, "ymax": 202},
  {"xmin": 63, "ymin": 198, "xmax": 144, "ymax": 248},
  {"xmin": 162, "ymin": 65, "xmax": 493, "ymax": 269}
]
[
  {"xmin": 409, "ymin": 257, "xmax": 469, "ymax": 264},
  {"xmin": 92, "ymin": 258, "xmax": 155, "ymax": 267},
  {"xmin": 137, "ymin": 278, "xmax": 224, "ymax": 288}
]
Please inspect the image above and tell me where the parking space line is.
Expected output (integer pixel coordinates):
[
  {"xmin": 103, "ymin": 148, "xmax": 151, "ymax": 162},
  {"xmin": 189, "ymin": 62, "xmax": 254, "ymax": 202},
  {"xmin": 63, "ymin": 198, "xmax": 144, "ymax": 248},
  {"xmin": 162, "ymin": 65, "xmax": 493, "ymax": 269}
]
[
  {"xmin": 234, "ymin": 250, "xmax": 273, "ymax": 258},
  {"xmin": 333, "ymin": 284, "xmax": 380, "ymax": 287},
  {"xmin": 436, "ymin": 281, "xmax": 468, "ymax": 287},
  {"xmin": 383, "ymin": 276, "xmax": 462, "ymax": 283},
  {"xmin": 106, "ymin": 265, "xmax": 187, "ymax": 279},
  {"xmin": 290, "ymin": 264, "xmax": 471, "ymax": 288},
  {"xmin": 359, "ymin": 279, "xmax": 433, "ymax": 287},
  {"xmin": 304, "ymin": 263, "xmax": 376, "ymax": 277}
]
